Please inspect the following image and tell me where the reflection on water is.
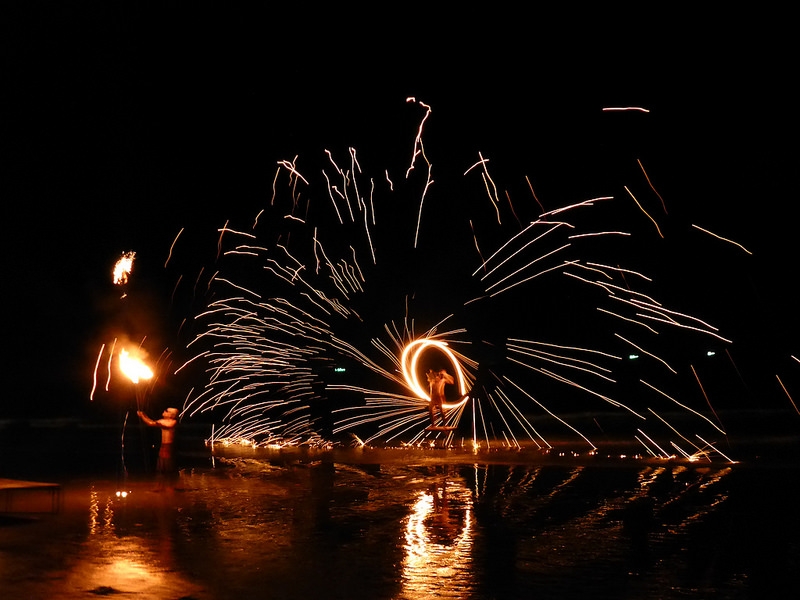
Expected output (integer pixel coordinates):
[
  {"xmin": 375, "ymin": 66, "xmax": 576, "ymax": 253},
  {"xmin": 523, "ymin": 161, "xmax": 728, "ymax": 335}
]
[
  {"xmin": 401, "ymin": 467, "xmax": 475, "ymax": 599},
  {"xmin": 61, "ymin": 484, "xmax": 205, "ymax": 599},
  {"xmin": 1, "ymin": 451, "xmax": 798, "ymax": 599}
]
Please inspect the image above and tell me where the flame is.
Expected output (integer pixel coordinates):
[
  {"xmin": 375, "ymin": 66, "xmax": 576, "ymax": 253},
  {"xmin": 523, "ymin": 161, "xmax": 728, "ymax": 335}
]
[
  {"xmin": 400, "ymin": 339, "xmax": 470, "ymax": 408},
  {"xmin": 113, "ymin": 251, "xmax": 136, "ymax": 285},
  {"xmin": 119, "ymin": 348, "xmax": 153, "ymax": 384}
]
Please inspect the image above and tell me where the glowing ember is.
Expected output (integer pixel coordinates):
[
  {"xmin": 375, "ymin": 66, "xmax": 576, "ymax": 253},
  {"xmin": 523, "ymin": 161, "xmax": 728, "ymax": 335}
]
[{"xmin": 119, "ymin": 348, "xmax": 153, "ymax": 384}]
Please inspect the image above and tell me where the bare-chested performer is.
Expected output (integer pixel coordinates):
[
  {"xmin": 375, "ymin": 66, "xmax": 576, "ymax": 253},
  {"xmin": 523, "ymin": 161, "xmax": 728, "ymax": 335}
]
[
  {"xmin": 426, "ymin": 369, "xmax": 454, "ymax": 426},
  {"xmin": 137, "ymin": 407, "xmax": 179, "ymax": 487}
]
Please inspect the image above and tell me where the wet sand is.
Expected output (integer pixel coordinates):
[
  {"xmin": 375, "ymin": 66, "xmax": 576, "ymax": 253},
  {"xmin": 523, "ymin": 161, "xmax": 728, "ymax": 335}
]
[
  {"xmin": 1, "ymin": 478, "xmax": 209, "ymax": 599},
  {"xmin": 2, "ymin": 417, "xmax": 799, "ymax": 599}
]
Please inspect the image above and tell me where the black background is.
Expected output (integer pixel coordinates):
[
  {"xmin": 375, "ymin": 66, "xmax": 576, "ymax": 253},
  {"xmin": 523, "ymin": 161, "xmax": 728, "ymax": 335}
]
[{"xmin": 4, "ymin": 4, "xmax": 797, "ymax": 420}]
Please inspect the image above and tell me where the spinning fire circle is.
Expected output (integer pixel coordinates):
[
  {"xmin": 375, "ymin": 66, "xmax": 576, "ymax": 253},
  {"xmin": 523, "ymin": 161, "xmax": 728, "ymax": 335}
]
[{"xmin": 400, "ymin": 339, "xmax": 470, "ymax": 409}]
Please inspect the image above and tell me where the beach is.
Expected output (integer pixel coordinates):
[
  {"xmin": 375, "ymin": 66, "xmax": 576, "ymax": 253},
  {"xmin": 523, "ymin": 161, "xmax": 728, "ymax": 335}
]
[{"xmin": 2, "ymin": 417, "xmax": 799, "ymax": 599}]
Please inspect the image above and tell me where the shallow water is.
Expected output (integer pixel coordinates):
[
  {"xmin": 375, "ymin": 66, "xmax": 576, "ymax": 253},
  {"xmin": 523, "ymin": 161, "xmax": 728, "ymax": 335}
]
[{"xmin": 2, "ymin": 435, "xmax": 799, "ymax": 600}]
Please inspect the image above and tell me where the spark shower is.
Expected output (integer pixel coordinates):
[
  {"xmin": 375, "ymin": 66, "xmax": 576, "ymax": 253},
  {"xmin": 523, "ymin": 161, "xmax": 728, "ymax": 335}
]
[{"xmin": 167, "ymin": 99, "xmax": 741, "ymax": 460}]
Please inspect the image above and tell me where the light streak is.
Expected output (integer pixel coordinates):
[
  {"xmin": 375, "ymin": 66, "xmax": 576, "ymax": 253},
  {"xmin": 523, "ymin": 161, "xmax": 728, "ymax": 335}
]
[
  {"xmin": 637, "ymin": 159, "xmax": 667, "ymax": 214},
  {"xmin": 691, "ymin": 364, "xmax": 725, "ymax": 433},
  {"xmin": 540, "ymin": 196, "xmax": 613, "ymax": 218},
  {"xmin": 525, "ymin": 175, "xmax": 545, "ymax": 213},
  {"xmin": 405, "ymin": 98, "xmax": 432, "ymax": 177},
  {"xmin": 586, "ymin": 262, "xmax": 652, "ymax": 282},
  {"xmin": 637, "ymin": 428, "xmax": 671, "ymax": 458},
  {"xmin": 90, "ymin": 344, "xmax": 105, "ymax": 400},
  {"xmin": 625, "ymin": 185, "xmax": 663, "ymax": 238},
  {"xmin": 469, "ymin": 220, "xmax": 485, "ymax": 268},
  {"xmin": 504, "ymin": 377, "xmax": 597, "ymax": 451},
  {"xmin": 691, "ymin": 224, "xmax": 753, "ymax": 254},
  {"xmin": 170, "ymin": 274, "xmax": 182, "ymax": 304},
  {"xmin": 504, "ymin": 190, "xmax": 522, "ymax": 228},
  {"xmin": 486, "ymin": 257, "xmax": 572, "ymax": 297},
  {"xmin": 776, "ymin": 374, "xmax": 799, "ymax": 415},
  {"xmin": 165, "ymin": 228, "xmax": 183, "ymax": 268},
  {"xmin": 216, "ymin": 220, "xmax": 228, "ymax": 260},
  {"xmin": 526, "ymin": 366, "xmax": 645, "ymax": 418},
  {"xmin": 484, "ymin": 244, "xmax": 571, "ymax": 292},
  {"xmin": 695, "ymin": 435, "xmax": 737, "ymax": 464},
  {"xmin": 472, "ymin": 152, "xmax": 502, "ymax": 224},
  {"xmin": 568, "ymin": 231, "xmax": 631, "ymax": 239},
  {"xmin": 413, "ymin": 172, "xmax": 434, "ymax": 249},
  {"xmin": 268, "ymin": 167, "xmax": 280, "ymax": 208},
  {"xmin": 596, "ymin": 307, "xmax": 659, "ymax": 333},
  {"xmin": 170, "ymin": 102, "xmax": 735, "ymax": 456},
  {"xmin": 277, "ymin": 158, "xmax": 310, "ymax": 186},
  {"xmin": 635, "ymin": 434, "xmax": 660, "ymax": 458},
  {"xmin": 105, "ymin": 339, "xmax": 116, "ymax": 391},
  {"xmin": 608, "ymin": 295, "xmax": 733, "ymax": 344},
  {"xmin": 640, "ymin": 379, "xmax": 725, "ymax": 434},
  {"xmin": 648, "ymin": 408, "xmax": 706, "ymax": 456},
  {"xmin": 602, "ymin": 106, "xmax": 650, "ymax": 112},
  {"xmin": 463, "ymin": 156, "xmax": 487, "ymax": 175},
  {"xmin": 614, "ymin": 333, "xmax": 676, "ymax": 374},
  {"xmin": 507, "ymin": 340, "xmax": 616, "ymax": 382},
  {"xmin": 474, "ymin": 220, "xmax": 568, "ymax": 280}
]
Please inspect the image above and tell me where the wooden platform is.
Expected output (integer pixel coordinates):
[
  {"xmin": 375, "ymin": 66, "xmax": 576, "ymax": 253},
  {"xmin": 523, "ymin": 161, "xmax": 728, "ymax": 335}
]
[{"xmin": 0, "ymin": 478, "xmax": 61, "ymax": 514}]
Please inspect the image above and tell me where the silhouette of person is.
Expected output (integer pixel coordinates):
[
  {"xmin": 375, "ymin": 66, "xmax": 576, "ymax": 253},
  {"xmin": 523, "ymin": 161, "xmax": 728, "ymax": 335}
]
[
  {"xmin": 137, "ymin": 407, "xmax": 179, "ymax": 488},
  {"xmin": 427, "ymin": 369, "xmax": 454, "ymax": 426}
]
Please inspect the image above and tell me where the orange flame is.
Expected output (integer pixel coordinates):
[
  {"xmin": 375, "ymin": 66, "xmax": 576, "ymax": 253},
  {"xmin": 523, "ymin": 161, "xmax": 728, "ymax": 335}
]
[
  {"xmin": 400, "ymin": 339, "xmax": 470, "ymax": 409},
  {"xmin": 113, "ymin": 251, "xmax": 136, "ymax": 285},
  {"xmin": 119, "ymin": 348, "xmax": 153, "ymax": 384}
]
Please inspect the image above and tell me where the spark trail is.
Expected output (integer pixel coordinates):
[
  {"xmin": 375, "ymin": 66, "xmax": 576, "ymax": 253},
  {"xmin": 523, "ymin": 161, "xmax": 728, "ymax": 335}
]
[{"xmin": 174, "ymin": 100, "xmax": 735, "ymax": 458}]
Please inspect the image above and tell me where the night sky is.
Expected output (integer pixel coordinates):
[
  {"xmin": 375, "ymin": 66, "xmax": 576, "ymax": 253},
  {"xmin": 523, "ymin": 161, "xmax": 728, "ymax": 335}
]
[{"xmin": 5, "ymin": 5, "xmax": 797, "ymax": 422}]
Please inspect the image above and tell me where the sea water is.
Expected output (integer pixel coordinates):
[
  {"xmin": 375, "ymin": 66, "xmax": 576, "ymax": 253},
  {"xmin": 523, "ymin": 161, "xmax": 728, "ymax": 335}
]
[{"xmin": 1, "ymin": 420, "xmax": 798, "ymax": 599}]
